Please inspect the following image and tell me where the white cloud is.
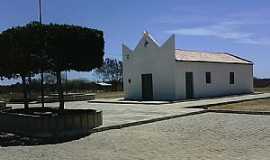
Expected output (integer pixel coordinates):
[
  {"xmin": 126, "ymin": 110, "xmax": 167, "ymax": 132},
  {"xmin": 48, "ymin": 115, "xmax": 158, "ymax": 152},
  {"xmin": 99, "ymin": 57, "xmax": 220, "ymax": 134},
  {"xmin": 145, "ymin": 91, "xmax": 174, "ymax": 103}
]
[
  {"xmin": 154, "ymin": 6, "xmax": 270, "ymax": 46},
  {"xmin": 236, "ymin": 37, "xmax": 270, "ymax": 45},
  {"xmin": 167, "ymin": 22, "xmax": 251, "ymax": 39},
  {"xmin": 166, "ymin": 21, "xmax": 270, "ymax": 46}
]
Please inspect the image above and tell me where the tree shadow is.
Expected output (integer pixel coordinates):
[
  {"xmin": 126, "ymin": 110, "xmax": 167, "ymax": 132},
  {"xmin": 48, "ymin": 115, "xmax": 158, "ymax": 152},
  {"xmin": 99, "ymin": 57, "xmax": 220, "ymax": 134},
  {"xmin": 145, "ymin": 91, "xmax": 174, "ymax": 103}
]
[{"xmin": 0, "ymin": 132, "xmax": 90, "ymax": 147}]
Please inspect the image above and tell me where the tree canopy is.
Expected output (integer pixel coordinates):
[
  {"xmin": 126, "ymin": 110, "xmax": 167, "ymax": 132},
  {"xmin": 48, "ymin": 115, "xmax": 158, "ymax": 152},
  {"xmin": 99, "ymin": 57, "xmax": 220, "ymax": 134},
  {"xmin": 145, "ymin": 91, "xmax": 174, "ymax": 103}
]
[
  {"xmin": 0, "ymin": 22, "xmax": 105, "ymax": 110},
  {"xmin": 0, "ymin": 22, "xmax": 104, "ymax": 75},
  {"xmin": 42, "ymin": 23, "xmax": 104, "ymax": 72}
]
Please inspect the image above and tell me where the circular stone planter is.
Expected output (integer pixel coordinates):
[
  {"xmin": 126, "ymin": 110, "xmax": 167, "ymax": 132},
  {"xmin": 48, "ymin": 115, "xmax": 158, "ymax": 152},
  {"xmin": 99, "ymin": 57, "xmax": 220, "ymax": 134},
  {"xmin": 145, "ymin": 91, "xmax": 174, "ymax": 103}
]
[
  {"xmin": 38, "ymin": 93, "xmax": 96, "ymax": 103},
  {"xmin": 0, "ymin": 101, "xmax": 7, "ymax": 108},
  {"xmin": 0, "ymin": 108, "xmax": 102, "ymax": 138}
]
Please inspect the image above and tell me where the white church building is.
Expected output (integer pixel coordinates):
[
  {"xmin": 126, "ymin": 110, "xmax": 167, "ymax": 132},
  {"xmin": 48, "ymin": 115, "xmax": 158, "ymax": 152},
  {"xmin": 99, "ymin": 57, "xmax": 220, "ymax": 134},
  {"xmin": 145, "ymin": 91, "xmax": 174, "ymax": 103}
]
[{"xmin": 122, "ymin": 32, "xmax": 254, "ymax": 100}]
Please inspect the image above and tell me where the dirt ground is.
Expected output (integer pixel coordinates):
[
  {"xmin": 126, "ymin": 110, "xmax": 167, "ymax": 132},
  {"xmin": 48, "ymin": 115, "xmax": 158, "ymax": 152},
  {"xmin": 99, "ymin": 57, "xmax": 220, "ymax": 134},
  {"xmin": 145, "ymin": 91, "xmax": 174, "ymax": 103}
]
[
  {"xmin": 1, "ymin": 112, "xmax": 270, "ymax": 160},
  {"xmin": 210, "ymin": 98, "xmax": 270, "ymax": 111},
  {"xmin": 255, "ymin": 87, "xmax": 270, "ymax": 93},
  {"xmin": 95, "ymin": 91, "xmax": 124, "ymax": 99}
]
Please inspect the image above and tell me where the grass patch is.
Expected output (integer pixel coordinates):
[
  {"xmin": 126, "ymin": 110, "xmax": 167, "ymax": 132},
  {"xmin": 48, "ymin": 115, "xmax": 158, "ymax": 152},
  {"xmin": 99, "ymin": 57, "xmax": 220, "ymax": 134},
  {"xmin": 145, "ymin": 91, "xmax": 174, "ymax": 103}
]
[{"xmin": 210, "ymin": 98, "xmax": 270, "ymax": 112}]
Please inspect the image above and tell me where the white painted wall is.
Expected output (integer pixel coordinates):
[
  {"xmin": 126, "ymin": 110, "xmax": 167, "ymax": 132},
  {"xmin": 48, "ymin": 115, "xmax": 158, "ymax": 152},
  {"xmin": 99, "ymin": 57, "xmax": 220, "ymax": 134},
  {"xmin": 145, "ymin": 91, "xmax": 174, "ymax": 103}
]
[
  {"xmin": 123, "ymin": 33, "xmax": 176, "ymax": 100},
  {"xmin": 174, "ymin": 62, "xmax": 254, "ymax": 99},
  {"xmin": 123, "ymin": 33, "xmax": 254, "ymax": 100}
]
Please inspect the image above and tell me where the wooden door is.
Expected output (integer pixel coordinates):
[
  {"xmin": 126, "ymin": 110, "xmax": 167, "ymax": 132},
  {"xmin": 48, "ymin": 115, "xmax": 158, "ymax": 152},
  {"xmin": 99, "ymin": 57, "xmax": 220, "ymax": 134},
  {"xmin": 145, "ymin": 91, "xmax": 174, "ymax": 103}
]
[
  {"xmin": 185, "ymin": 72, "xmax": 194, "ymax": 99},
  {"xmin": 141, "ymin": 74, "xmax": 153, "ymax": 100}
]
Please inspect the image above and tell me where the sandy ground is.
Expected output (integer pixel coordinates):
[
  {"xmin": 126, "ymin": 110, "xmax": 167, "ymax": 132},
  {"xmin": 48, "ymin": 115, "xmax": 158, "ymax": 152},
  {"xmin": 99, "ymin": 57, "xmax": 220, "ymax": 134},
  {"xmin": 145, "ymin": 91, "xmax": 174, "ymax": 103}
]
[
  {"xmin": 210, "ymin": 98, "xmax": 270, "ymax": 111},
  {"xmin": 1, "ymin": 112, "xmax": 270, "ymax": 160}
]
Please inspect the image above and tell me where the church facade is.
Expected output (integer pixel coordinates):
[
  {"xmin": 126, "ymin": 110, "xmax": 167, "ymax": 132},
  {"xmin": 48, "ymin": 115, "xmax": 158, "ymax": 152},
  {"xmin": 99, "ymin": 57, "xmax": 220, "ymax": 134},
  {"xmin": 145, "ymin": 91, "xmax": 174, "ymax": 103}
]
[{"xmin": 122, "ymin": 32, "xmax": 254, "ymax": 100}]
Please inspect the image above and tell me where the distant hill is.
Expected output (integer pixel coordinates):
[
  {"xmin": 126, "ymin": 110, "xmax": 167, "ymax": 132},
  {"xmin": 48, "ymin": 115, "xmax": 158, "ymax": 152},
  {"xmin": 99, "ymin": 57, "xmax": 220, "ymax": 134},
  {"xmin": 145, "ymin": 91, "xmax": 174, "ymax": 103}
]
[{"xmin": 254, "ymin": 78, "xmax": 270, "ymax": 88}]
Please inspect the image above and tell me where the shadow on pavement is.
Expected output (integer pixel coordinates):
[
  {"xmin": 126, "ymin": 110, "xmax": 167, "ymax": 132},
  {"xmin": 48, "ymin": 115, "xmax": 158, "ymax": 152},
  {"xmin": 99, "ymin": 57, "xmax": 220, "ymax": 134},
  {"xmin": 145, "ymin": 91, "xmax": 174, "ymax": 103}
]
[{"xmin": 0, "ymin": 132, "xmax": 90, "ymax": 147}]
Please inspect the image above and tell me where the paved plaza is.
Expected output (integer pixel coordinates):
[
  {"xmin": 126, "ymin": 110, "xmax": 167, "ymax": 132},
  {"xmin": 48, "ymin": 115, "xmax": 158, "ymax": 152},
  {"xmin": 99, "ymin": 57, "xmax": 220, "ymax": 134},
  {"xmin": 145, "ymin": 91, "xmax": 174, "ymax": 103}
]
[
  {"xmin": 3, "ymin": 93, "xmax": 270, "ymax": 159},
  {"xmin": 10, "ymin": 101, "xmax": 203, "ymax": 128},
  {"xmin": 1, "ymin": 113, "xmax": 270, "ymax": 160},
  {"xmin": 9, "ymin": 93, "xmax": 270, "ymax": 128}
]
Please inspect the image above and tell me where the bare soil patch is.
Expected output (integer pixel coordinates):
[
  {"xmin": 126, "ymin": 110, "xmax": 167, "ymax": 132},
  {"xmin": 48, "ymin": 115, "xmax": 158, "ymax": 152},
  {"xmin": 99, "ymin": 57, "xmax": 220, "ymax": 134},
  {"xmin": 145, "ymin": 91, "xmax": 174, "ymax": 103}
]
[
  {"xmin": 210, "ymin": 98, "xmax": 270, "ymax": 112},
  {"xmin": 255, "ymin": 87, "xmax": 270, "ymax": 93},
  {"xmin": 95, "ymin": 91, "xmax": 124, "ymax": 99}
]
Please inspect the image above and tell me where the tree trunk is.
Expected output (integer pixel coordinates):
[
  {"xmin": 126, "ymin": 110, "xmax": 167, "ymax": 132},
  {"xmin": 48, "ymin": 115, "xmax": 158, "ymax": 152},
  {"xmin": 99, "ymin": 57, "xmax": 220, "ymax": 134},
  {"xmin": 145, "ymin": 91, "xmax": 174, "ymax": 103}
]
[
  {"xmin": 56, "ymin": 71, "xmax": 64, "ymax": 112},
  {"xmin": 22, "ymin": 75, "xmax": 29, "ymax": 110},
  {"xmin": 40, "ymin": 71, "xmax": 45, "ymax": 108},
  {"xmin": 27, "ymin": 75, "xmax": 32, "ymax": 100},
  {"xmin": 65, "ymin": 71, "xmax": 68, "ymax": 94}
]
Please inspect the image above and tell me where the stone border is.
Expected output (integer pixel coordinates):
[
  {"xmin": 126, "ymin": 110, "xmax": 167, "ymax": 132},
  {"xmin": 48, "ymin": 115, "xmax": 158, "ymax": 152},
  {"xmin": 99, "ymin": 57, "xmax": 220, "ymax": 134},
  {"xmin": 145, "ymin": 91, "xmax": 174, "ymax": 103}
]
[
  {"xmin": 90, "ymin": 110, "xmax": 208, "ymax": 133},
  {"xmin": 189, "ymin": 96, "xmax": 270, "ymax": 109},
  {"xmin": 8, "ymin": 94, "xmax": 96, "ymax": 104},
  {"xmin": 89, "ymin": 93, "xmax": 267, "ymax": 105},
  {"xmin": 207, "ymin": 109, "xmax": 270, "ymax": 115},
  {"xmin": 89, "ymin": 99, "xmax": 171, "ymax": 105},
  {"xmin": 37, "ymin": 93, "xmax": 96, "ymax": 103},
  {"xmin": 89, "ymin": 108, "xmax": 270, "ymax": 134},
  {"xmin": 0, "ymin": 108, "xmax": 102, "ymax": 138},
  {"xmin": 4, "ymin": 93, "xmax": 270, "ymax": 138},
  {"xmin": 88, "ymin": 95, "xmax": 270, "ymax": 133},
  {"xmin": 0, "ymin": 101, "xmax": 6, "ymax": 107}
]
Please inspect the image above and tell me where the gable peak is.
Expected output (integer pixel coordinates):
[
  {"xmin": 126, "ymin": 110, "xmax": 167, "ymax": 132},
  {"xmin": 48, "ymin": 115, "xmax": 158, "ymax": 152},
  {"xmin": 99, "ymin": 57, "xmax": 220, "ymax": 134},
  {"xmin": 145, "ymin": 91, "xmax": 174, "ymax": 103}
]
[
  {"xmin": 143, "ymin": 31, "xmax": 149, "ymax": 37},
  {"xmin": 142, "ymin": 31, "xmax": 159, "ymax": 46}
]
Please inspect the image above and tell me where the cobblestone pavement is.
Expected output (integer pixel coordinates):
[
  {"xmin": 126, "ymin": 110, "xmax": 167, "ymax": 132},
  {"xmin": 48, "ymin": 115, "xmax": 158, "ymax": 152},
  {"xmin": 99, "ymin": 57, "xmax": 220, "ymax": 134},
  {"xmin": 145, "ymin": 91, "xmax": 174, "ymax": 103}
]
[
  {"xmin": 9, "ymin": 101, "xmax": 203, "ymax": 127},
  {"xmin": 90, "ymin": 93, "xmax": 270, "ymax": 106},
  {"xmin": 9, "ymin": 93, "xmax": 270, "ymax": 127},
  {"xmin": 1, "ymin": 113, "xmax": 270, "ymax": 160}
]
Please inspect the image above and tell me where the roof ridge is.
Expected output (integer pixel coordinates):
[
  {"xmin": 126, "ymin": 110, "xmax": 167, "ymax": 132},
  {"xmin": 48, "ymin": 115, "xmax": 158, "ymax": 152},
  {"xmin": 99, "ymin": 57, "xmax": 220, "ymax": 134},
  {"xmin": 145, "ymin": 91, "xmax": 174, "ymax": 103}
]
[{"xmin": 176, "ymin": 48, "xmax": 226, "ymax": 54}]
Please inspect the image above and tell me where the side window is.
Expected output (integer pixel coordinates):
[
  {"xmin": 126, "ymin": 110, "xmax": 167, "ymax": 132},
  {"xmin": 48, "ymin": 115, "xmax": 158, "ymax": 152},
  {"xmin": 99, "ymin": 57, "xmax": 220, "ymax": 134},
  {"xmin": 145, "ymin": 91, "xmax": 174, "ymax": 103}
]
[
  {"xmin": 230, "ymin": 72, "xmax": 234, "ymax": 84},
  {"xmin": 206, "ymin": 72, "xmax": 211, "ymax": 84}
]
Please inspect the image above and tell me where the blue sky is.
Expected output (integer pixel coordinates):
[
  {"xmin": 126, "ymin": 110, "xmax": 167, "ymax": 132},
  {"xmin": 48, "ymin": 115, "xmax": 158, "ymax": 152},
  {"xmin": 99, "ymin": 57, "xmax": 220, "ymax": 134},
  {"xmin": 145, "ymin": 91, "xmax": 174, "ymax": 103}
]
[{"xmin": 0, "ymin": 0, "xmax": 270, "ymax": 84}]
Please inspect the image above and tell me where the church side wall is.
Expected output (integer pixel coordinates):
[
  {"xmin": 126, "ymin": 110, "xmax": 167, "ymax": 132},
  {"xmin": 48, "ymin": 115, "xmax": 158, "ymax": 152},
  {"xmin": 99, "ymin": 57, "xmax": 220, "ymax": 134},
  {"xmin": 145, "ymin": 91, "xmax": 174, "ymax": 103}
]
[{"xmin": 175, "ymin": 61, "xmax": 254, "ymax": 99}]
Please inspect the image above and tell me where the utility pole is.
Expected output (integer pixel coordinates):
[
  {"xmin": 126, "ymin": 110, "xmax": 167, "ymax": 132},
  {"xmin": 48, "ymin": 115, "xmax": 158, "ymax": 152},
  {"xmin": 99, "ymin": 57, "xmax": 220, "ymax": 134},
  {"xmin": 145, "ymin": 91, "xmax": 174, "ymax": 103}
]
[
  {"xmin": 39, "ymin": 0, "xmax": 42, "ymax": 23},
  {"xmin": 39, "ymin": 0, "xmax": 45, "ymax": 108}
]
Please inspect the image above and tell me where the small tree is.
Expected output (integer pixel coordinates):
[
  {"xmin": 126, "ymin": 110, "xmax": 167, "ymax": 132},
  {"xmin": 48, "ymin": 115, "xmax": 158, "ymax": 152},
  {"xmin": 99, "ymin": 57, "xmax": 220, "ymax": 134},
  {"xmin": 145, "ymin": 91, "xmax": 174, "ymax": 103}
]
[
  {"xmin": 44, "ymin": 73, "xmax": 57, "ymax": 85},
  {"xmin": 95, "ymin": 58, "xmax": 123, "ymax": 82},
  {"xmin": 43, "ymin": 23, "xmax": 104, "ymax": 111}
]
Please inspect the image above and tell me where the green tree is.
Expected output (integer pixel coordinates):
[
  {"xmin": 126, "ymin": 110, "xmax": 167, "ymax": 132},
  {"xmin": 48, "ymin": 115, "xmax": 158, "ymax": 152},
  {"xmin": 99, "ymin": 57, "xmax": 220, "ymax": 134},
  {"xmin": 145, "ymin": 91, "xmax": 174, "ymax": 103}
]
[
  {"xmin": 43, "ymin": 23, "xmax": 104, "ymax": 111},
  {"xmin": 95, "ymin": 58, "xmax": 123, "ymax": 82},
  {"xmin": 0, "ymin": 22, "xmax": 104, "ymax": 111},
  {"xmin": 0, "ymin": 23, "xmax": 43, "ymax": 109}
]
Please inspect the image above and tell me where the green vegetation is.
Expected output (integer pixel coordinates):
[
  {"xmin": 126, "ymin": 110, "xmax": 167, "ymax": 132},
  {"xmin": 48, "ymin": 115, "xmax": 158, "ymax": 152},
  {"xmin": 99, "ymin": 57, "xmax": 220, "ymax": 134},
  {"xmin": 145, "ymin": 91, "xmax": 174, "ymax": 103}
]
[
  {"xmin": 0, "ymin": 78, "xmax": 123, "ymax": 102},
  {"xmin": 95, "ymin": 58, "xmax": 122, "ymax": 82},
  {"xmin": 0, "ymin": 22, "xmax": 104, "ymax": 111}
]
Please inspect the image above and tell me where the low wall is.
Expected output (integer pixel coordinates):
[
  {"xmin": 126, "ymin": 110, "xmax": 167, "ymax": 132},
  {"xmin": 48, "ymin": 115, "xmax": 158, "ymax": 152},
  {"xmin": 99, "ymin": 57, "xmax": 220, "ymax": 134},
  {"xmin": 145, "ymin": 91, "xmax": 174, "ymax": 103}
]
[
  {"xmin": 0, "ymin": 108, "xmax": 102, "ymax": 138},
  {"xmin": 0, "ymin": 101, "xmax": 6, "ymax": 108},
  {"xmin": 9, "ymin": 93, "xmax": 96, "ymax": 104},
  {"xmin": 38, "ymin": 93, "xmax": 96, "ymax": 103}
]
